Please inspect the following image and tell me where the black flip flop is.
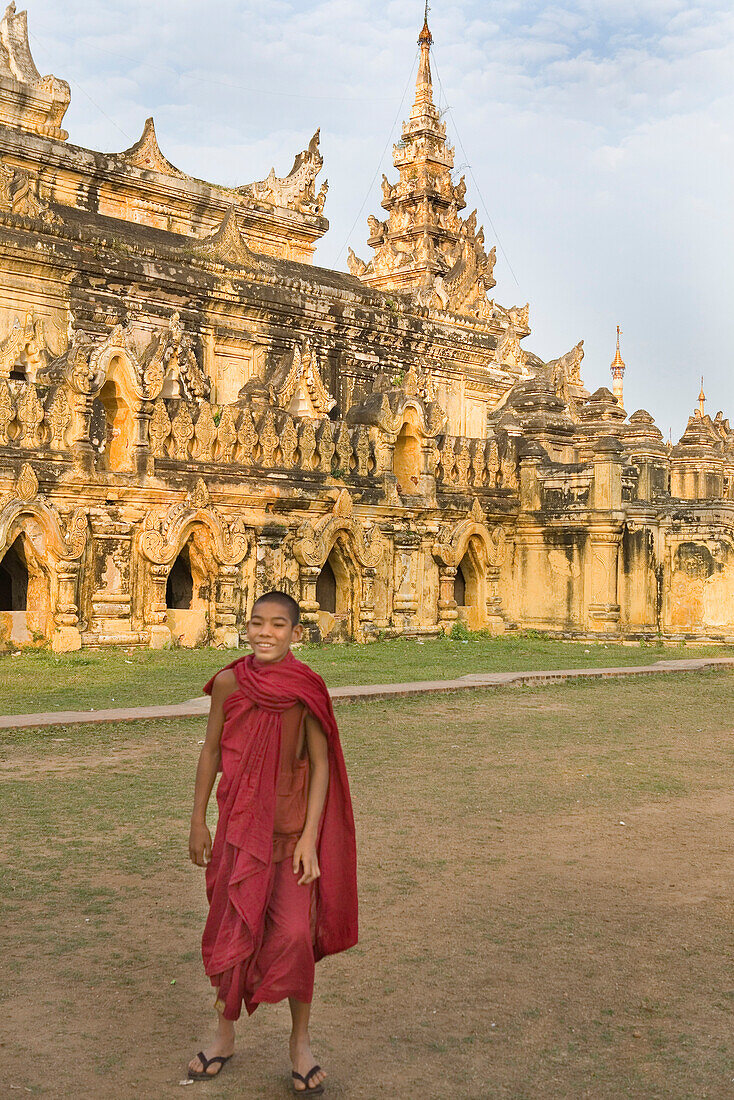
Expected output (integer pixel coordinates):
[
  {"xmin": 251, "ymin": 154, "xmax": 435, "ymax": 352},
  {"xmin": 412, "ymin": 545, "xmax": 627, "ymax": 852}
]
[
  {"xmin": 187, "ymin": 1051, "xmax": 233, "ymax": 1080},
  {"xmin": 292, "ymin": 1064, "xmax": 325, "ymax": 1095}
]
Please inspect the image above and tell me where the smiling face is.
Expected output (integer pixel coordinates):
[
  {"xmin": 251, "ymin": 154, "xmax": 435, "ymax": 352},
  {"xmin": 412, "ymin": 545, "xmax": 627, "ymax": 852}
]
[{"xmin": 246, "ymin": 598, "xmax": 303, "ymax": 664}]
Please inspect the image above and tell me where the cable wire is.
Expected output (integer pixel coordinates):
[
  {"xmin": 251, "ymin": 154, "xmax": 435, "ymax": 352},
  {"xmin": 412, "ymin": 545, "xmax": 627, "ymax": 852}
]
[
  {"xmin": 335, "ymin": 49, "xmax": 419, "ymax": 266},
  {"xmin": 431, "ymin": 51, "xmax": 521, "ymax": 290},
  {"xmin": 29, "ymin": 31, "xmax": 134, "ymax": 143}
]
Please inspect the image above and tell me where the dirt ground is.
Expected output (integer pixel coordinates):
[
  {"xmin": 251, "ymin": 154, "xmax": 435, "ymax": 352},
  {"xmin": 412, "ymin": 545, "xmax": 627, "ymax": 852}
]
[{"xmin": 1, "ymin": 676, "xmax": 733, "ymax": 1099}]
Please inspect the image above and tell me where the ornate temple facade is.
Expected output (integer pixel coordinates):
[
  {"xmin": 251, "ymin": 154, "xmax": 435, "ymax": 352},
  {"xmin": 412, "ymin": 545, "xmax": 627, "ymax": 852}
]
[{"xmin": 1, "ymin": 4, "xmax": 733, "ymax": 651}]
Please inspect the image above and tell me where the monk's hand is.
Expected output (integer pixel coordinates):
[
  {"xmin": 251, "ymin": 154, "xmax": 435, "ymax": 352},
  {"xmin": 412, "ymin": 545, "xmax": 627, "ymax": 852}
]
[
  {"xmin": 189, "ymin": 821, "xmax": 212, "ymax": 867},
  {"xmin": 293, "ymin": 837, "xmax": 320, "ymax": 885}
]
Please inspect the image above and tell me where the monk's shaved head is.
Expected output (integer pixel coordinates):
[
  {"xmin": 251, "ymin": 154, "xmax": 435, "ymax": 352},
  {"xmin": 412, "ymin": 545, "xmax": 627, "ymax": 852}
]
[{"xmin": 251, "ymin": 590, "xmax": 301, "ymax": 625}]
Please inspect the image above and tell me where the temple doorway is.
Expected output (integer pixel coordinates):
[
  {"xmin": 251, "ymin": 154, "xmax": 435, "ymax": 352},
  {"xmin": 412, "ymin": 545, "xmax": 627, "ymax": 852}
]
[
  {"xmin": 316, "ymin": 558, "xmax": 337, "ymax": 614},
  {"xmin": 99, "ymin": 372, "xmax": 134, "ymax": 471},
  {"xmin": 453, "ymin": 560, "xmax": 467, "ymax": 608},
  {"xmin": 0, "ymin": 533, "xmax": 49, "ymax": 644},
  {"xmin": 393, "ymin": 411, "xmax": 422, "ymax": 495},
  {"xmin": 316, "ymin": 544, "xmax": 355, "ymax": 640},
  {"xmin": 165, "ymin": 534, "xmax": 211, "ymax": 646},
  {"xmin": 166, "ymin": 546, "xmax": 193, "ymax": 609},
  {"xmin": 454, "ymin": 541, "xmax": 487, "ymax": 629}
]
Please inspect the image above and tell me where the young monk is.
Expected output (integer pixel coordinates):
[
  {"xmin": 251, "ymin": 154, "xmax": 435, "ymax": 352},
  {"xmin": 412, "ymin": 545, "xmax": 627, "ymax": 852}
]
[{"xmin": 187, "ymin": 591, "xmax": 358, "ymax": 1095}]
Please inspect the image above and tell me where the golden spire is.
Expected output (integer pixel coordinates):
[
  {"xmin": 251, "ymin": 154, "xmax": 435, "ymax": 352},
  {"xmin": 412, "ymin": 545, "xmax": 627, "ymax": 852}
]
[
  {"xmin": 698, "ymin": 375, "xmax": 706, "ymax": 417},
  {"xmin": 610, "ymin": 325, "xmax": 625, "ymax": 406},
  {"xmin": 416, "ymin": 2, "xmax": 433, "ymax": 105}
]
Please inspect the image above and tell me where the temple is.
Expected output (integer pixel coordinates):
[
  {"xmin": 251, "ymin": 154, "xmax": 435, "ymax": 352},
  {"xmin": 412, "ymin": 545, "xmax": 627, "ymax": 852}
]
[{"xmin": 1, "ymin": 4, "xmax": 733, "ymax": 651}]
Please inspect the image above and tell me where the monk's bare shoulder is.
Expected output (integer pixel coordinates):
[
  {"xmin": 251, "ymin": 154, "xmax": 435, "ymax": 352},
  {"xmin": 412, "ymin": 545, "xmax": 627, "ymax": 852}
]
[{"xmin": 210, "ymin": 668, "xmax": 239, "ymax": 702}]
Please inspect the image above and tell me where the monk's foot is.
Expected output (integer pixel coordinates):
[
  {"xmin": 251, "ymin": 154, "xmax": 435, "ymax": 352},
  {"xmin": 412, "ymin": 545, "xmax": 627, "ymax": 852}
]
[
  {"xmin": 289, "ymin": 1032, "xmax": 326, "ymax": 1092},
  {"xmin": 188, "ymin": 1017, "xmax": 235, "ymax": 1078}
]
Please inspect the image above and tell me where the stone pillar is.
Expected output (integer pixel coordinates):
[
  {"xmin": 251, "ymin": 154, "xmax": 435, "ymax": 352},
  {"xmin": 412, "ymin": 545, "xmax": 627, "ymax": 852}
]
[
  {"xmin": 132, "ymin": 400, "xmax": 154, "ymax": 477},
  {"xmin": 513, "ymin": 524, "xmax": 549, "ymax": 629},
  {"xmin": 437, "ymin": 563, "xmax": 458, "ymax": 627},
  {"xmin": 485, "ymin": 565, "xmax": 506, "ymax": 634},
  {"xmin": 214, "ymin": 563, "xmax": 240, "ymax": 648},
  {"xmin": 148, "ymin": 562, "xmax": 172, "ymax": 648},
  {"xmin": 299, "ymin": 564, "xmax": 321, "ymax": 641},
  {"xmin": 587, "ymin": 437, "xmax": 624, "ymax": 635},
  {"xmin": 52, "ymin": 563, "xmax": 82, "ymax": 652},
  {"xmin": 392, "ymin": 535, "xmax": 420, "ymax": 631},
  {"xmin": 586, "ymin": 527, "xmax": 622, "ymax": 634},
  {"xmin": 591, "ymin": 436, "xmax": 623, "ymax": 510},
  {"xmin": 518, "ymin": 447, "xmax": 544, "ymax": 511},
  {"xmin": 68, "ymin": 392, "xmax": 96, "ymax": 476},
  {"xmin": 359, "ymin": 566, "xmax": 376, "ymax": 638}
]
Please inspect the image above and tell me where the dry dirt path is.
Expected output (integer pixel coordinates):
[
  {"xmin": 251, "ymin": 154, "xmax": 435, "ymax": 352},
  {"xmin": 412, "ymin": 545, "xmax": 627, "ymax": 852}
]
[{"xmin": 2, "ymin": 655, "xmax": 734, "ymax": 729}]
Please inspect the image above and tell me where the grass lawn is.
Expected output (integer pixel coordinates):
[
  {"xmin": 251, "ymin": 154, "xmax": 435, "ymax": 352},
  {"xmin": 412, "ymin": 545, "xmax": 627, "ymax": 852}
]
[
  {"xmin": 3, "ymin": 633, "xmax": 734, "ymax": 714},
  {"xmin": 1, "ymin": 672, "xmax": 732, "ymax": 1098}
]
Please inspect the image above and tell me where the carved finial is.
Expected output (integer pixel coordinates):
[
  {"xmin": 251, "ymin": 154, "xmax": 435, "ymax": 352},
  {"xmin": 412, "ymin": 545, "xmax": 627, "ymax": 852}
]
[
  {"xmin": 470, "ymin": 497, "xmax": 485, "ymax": 523},
  {"xmin": 189, "ymin": 477, "xmax": 210, "ymax": 510},
  {"xmin": 610, "ymin": 325, "xmax": 625, "ymax": 406},
  {"xmin": 419, "ymin": 2, "xmax": 432, "ymax": 45},
  {"xmin": 16, "ymin": 461, "xmax": 38, "ymax": 501},
  {"xmin": 333, "ymin": 488, "xmax": 353, "ymax": 517},
  {"xmin": 417, "ymin": 3, "xmax": 433, "ymax": 85},
  {"xmin": 698, "ymin": 375, "xmax": 706, "ymax": 418}
]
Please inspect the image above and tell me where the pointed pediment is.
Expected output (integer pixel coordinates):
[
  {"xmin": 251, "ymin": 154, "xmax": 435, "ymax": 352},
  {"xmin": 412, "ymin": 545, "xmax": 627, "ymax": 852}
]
[
  {"xmin": 270, "ymin": 338, "xmax": 336, "ymax": 418},
  {"xmin": 187, "ymin": 207, "xmax": 266, "ymax": 270},
  {"xmin": 119, "ymin": 117, "xmax": 188, "ymax": 177}
]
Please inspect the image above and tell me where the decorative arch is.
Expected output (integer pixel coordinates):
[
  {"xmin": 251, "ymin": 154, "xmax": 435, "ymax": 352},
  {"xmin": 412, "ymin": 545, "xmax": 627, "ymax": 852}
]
[
  {"xmin": 433, "ymin": 499, "xmax": 508, "ymax": 632},
  {"xmin": 293, "ymin": 489, "xmax": 380, "ymax": 640},
  {"xmin": 136, "ymin": 479, "xmax": 249, "ymax": 648},
  {"xmin": 0, "ymin": 465, "xmax": 88, "ymax": 650}
]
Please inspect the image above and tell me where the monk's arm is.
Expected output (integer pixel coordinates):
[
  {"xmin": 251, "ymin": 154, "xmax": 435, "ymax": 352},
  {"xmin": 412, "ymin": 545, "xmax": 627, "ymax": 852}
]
[
  {"xmin": 188, "ymin": 672, "xmax": 229, "ymax": 867},
  {"xmin": 293, "ymin": 713, "xmax": 330, "ymax": 885}
]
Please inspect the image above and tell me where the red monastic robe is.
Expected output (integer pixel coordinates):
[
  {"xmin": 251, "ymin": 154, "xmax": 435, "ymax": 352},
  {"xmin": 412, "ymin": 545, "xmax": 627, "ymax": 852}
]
[{"xmin": 201, "ymin": 652, "xmax": 358, "ymax": 1013}]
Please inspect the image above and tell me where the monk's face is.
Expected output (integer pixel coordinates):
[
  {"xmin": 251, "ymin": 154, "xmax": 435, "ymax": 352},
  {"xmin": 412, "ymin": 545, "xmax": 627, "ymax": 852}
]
[{"xmin": 246, "ymin": 601, "xmax": 303, "ymax": 663}]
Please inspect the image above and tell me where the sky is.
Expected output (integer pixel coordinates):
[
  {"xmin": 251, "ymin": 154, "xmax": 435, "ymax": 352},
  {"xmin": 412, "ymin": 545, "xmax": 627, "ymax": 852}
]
[{"xmin": 21, "ymin": 0, "xmax": 734, "ymax": 440}]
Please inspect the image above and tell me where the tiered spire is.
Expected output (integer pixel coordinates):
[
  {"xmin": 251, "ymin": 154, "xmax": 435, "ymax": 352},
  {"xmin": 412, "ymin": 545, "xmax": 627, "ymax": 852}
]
[
  {"xmin": 347, "ymin": 11, "xmax": 500, "ymax": 319},
  {"xmin": 610, "ymin": 325, "xmax": 625, "ymax": 406},
  {"xmin": 698, "ymin": 376, "xmax": 706, "ymax": 417}
]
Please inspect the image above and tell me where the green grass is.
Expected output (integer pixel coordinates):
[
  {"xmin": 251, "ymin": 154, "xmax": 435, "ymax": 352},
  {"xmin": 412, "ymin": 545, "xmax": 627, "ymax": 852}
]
[
  {"xmin": 3, "ymin": 633, "xmax": 734, "ymax": 714},
  {"xmin": 1, "ymin": 672, "xmax": 733, "ymax": 1098}
]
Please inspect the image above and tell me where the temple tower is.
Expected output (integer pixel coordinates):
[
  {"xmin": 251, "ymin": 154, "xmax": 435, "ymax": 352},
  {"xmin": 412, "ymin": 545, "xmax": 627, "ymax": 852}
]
[
  {"xmin": 610, "ymin": 326, "xmax": 625, "ymax": 406},
  {"xmin": 348, "ymin": 12, "xmax": 497, "ymax": 312}
]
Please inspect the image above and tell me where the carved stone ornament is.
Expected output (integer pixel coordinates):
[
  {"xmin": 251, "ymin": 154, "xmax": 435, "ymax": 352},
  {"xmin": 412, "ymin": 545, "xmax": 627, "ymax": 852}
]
[
  {"xmin": 239, "ymin": 129, "xmax": 327, "ymax": 216},
  {"xmin": 433, "ymin": 515, "xmax": 506, "ymax": 569},
  {"xmin": 189, "ymin": 477, "xmax": 210, "ymax": 510},
  {"xmin": 0, "ymin": 161, "xmax": 59, "ymax": 224},
  {"xmin": 117, "ymin": 117, "xmax": 190, "ymax": 177},
  {"xmin": 547, "ymin": 340, "xmax": 584, "ymax": 390},
  {"xmin": 140, "ymin": 311, "xmax": 210, "ymax": 401},
  {"xmin": 138, "ymin": 497, "xmax": 249, "ymax": 567},
  {"xmin": 266, "ymin": 338, "xmax": 336, "ymax": 418},
  {"xmin": 0, "ymin": 489, "xmax": 88, "ymax": 563},
  {"xmin": 470, "ymin": 496, "xmax": 485, "ymax": 523},
  {"xmin": 293, "ymin": 490, "xmax": 381, "ymax": 569},
  {"xmin": 495, "ymin": 324, "xmax": 527, "ymax": 372},
  {"xmin": 0, "ymin": 4, "xmax": 71, "ymax": 140},
  {"xmin": 185, "ymin": 207, "xmax": 267, "ymax": 271},
  {"xmin": 38, "ymin": 314, "xmax": 209, "ymax": 404},
  {"xmin": 0, "ymin": 312, "xmax": 55, "ymax": 380},
  {"xmin": 346, "ymin": 386, "xmax": 447, "ymax": 441},
  {"xmin": 15, "ymin": 461, "xmax": 38, "ymax": 501}
]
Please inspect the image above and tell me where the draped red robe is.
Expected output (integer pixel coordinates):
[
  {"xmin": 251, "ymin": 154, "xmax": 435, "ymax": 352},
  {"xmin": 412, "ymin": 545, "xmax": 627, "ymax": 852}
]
[{"xmin": 201, "ymin": 652, "xmax": 358, "ymax": 997}]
